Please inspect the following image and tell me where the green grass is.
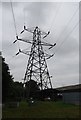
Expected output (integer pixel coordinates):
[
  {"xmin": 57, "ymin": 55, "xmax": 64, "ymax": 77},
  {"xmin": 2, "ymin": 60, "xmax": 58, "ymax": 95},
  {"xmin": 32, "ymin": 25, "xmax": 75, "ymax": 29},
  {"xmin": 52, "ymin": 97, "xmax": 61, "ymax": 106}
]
[{"xmin": 2, "ymin": 101, "xmax": 80, "ymax": 118}]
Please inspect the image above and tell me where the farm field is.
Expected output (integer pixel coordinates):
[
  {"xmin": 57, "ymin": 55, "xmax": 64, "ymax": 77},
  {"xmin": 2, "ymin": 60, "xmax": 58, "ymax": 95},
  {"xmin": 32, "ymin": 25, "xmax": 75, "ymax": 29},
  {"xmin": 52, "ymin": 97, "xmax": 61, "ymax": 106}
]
[{"xmin": 2, "ymin": 101, "xmax": 80, "ymax": 119}]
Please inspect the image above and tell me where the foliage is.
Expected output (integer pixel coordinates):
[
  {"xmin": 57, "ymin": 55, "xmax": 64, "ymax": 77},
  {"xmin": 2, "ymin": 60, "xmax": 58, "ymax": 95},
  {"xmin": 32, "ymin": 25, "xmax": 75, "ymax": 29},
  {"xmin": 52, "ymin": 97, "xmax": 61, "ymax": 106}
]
[
  {"xmin": 2, "ymin": 55, "xmax": 59, "ymax": 102},
  {"xmin": 25, "ymin": 80, "xmax": 40, "ymax": 99},
  {"xmin": 2, "ymin": 57, "xmax": 13, "ymax": 102},
  {"xmin": 2, "ymin": 56, "xmax": 40, "ymax": 102},
  {"xmin": 11, "ymin": 81, "xmax": 24, "ymax": 101}
]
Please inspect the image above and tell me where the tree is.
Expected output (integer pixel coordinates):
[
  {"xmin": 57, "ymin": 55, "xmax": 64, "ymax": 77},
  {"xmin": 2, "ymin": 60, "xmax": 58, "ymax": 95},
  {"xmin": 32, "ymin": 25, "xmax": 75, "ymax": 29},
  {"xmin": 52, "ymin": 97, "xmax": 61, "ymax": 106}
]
[
  {"xmin": 25, "ymin": 80, "xmax": 40, "ymax": 99},
  {"xmin": 0, "ymin": 52, "xmax": 2, "ymax": 104},
  {"xmin": 11, "ymin": 81, "xmax": 24, "ymax": 101},
  {"xmin": 2, "ymin": 57, "xmax": 13, "ymax": 102}
]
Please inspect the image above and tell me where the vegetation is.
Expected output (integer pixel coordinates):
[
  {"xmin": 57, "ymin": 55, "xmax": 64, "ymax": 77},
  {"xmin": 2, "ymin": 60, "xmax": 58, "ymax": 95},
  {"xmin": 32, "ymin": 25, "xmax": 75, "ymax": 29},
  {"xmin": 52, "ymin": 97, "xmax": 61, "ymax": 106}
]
[
  {"xmin": 2, "ymin": 55, "xmax": 56, "ymax": 102},
  {"xmin": 2, "ymin": 57, "xmax": 13, "ymax": 102},
  {"xmin": 2, "ymin": 56, "xmax": 24, "ymax": 102},
  {"xmin": 2, "ymin": 55, "xmax": 80, "ymax": 119},
  {"xmin": 2, "ymin": 56, "xmax": 40, "ymax": 102},
  {"xmin": 25, "ymin": 80, "xmax": 40, "ymax": 99},
  {"xmin": 2, "ymin": 101, "xmax": 80, "ymax": 118}
]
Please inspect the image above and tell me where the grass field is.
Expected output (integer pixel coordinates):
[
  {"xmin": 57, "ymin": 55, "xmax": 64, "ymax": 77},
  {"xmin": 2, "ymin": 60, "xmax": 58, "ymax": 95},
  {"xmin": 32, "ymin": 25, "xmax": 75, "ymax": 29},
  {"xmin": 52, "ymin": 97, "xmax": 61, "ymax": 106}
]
[{"xmin": 2, "ymin": 101, "xmax": 80, "ymax": 118}]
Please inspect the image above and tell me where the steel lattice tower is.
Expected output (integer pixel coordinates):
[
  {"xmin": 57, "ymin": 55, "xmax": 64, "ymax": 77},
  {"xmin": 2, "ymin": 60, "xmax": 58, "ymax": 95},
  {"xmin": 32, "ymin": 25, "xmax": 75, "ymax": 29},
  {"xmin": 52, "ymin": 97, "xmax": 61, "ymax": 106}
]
[
  {"xmin": 14, "ymin": 26, "xmax": 56, "ymax": 90},
  {"xmin": 24, "ymin": 26, "xmax": 52, "ymax": 90}
]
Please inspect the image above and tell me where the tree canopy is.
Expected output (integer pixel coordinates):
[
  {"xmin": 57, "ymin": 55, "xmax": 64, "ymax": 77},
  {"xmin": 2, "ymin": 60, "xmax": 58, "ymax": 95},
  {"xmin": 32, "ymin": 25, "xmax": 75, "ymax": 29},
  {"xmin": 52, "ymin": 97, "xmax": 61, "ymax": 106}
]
[
  {"xmin": 2, "ymin": 56, "xmax": 40, "ymax": 102},
  {"xmin": 2, "ymin": 55, "xmax": 56, "ymax": 102},
  {"xmin": 2, "ymin": 57, "xmax": 13, "ymax": 102},
  {"xmin": 25, "ymin": 80, "xmax": 40, "ymax": 99}
]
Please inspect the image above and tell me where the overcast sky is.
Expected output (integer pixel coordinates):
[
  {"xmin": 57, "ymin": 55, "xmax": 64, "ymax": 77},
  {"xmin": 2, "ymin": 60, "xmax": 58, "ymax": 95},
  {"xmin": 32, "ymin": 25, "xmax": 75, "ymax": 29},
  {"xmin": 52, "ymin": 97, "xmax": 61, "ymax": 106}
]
[{"xmin": 1, "ymin": 1, "xmax": 80, "ymax": 88}]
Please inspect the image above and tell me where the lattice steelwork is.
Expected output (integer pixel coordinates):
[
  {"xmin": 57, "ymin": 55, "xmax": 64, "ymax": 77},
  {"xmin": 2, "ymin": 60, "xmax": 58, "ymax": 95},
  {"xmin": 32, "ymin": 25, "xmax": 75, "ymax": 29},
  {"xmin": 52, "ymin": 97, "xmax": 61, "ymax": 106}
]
[{"xmin": 14, "ymin": 26, "xmax": 56, "ymax": 90}]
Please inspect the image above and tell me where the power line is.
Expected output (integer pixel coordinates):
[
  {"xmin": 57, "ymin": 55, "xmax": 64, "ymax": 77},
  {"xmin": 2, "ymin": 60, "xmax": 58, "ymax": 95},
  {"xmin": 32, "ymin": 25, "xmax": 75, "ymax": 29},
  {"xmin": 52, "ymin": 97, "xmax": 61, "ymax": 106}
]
[
  {"xmin": 10, "ymin": 0, "xmax": 17, "ymax": 36},
  {"xmin": 54, "ymin": 19, "xmax": 80, "ymax": 54},
  {"xmin": 49, "ymin": 4, "xmax": 80, "ymax": 55},
  {"xmin": 56, "ymin": 4, "xmax": 80, "ymax": 43},
  {"xmin": 49, "ymin": 3, "xmax": 63, "ymax": 31},
  {"xmin": 10, "ymin": 0, "xmax": 20, "ymax": 50},
  {"xmin": 45, "ymin": 3, "xmax": 79, "ymax": 56}
]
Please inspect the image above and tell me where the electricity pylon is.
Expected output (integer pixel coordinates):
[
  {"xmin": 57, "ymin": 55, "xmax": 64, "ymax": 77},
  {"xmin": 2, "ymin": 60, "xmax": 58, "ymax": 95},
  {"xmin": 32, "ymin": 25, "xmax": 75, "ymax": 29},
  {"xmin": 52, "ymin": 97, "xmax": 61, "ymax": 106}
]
[{"xmin": 13, "ymin": 26, "xmax": 56, "ymax": 90}]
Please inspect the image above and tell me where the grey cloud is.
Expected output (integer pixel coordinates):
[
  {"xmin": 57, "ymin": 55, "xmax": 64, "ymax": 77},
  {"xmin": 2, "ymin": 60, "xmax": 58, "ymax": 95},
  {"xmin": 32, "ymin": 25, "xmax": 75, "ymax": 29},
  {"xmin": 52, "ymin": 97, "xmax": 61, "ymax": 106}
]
[
  {"xmin": 2, "ymin": 2, "xmax": 79, "ymax": 88},
  {"xmin": 2, "ymin": 2, "xmax": 18, "ymax": 10},
  {"xmin": 23, "ymin": 2, "xmax": 58, "ymax": 27}
]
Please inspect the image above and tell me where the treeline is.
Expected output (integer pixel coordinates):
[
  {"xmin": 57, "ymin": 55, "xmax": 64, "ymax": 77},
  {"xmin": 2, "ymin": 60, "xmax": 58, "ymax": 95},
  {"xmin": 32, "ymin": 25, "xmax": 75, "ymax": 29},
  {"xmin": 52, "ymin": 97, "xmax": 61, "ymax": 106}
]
[
  {"xmin": 1, "ymin": 54, "xmax": 61, "ymax": 103},
  {"xmin": 2, "ymin": 56, "xmax": 23, "ymax": 102},
  {"xmin": 2, "ymin": 55, "xmax": 40, "ymax": 103}
]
